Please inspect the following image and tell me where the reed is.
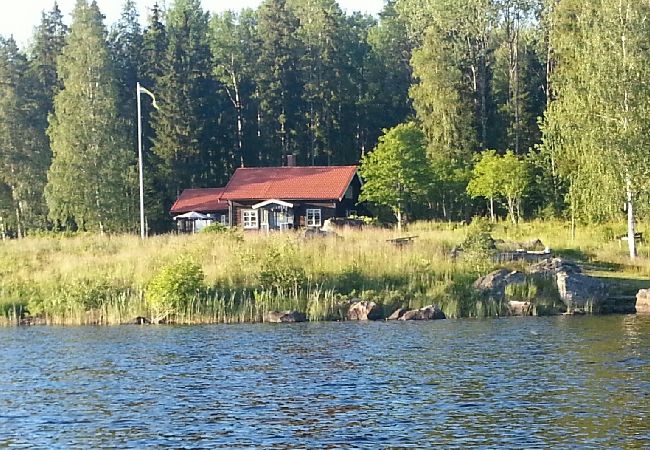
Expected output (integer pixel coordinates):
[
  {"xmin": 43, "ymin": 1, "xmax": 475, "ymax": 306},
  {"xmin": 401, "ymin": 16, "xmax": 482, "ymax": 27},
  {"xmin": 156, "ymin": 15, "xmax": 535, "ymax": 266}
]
[{"xmin": 0, "ymin": 219, "xmax": 646, "ymax": 325}]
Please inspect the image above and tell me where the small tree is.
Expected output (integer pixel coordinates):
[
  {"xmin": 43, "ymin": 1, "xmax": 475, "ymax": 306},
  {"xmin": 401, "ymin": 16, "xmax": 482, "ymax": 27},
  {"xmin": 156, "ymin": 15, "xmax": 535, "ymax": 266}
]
[
  {"xmin": 499, "ymin": 150, "xmax": 529, "ymax": 224},
  {"xmin": 467, "ymin": 150, "xmax": 501, "ymax": 222},
  {"xmin": 359, "ymin": 122, "xmax": 433, "ymax": 230}
]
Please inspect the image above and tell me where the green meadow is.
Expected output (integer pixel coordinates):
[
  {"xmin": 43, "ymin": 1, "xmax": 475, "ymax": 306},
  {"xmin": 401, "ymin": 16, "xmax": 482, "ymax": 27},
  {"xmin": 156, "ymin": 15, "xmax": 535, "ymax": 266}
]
[{"xmin": 1, "ymin": 220, "xmax": 648, "ymax": 326}]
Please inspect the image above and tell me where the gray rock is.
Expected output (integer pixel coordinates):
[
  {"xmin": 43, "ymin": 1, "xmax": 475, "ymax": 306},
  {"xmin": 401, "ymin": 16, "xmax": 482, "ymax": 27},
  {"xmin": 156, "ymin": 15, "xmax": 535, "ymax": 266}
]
[
  {"xmin": 508, "ymin": 301, "xmax": 532, "ymax": 316},
  {"xmin": 529, "ymin": 258, "xmax": 582, "ymax": 275},
  {"xmin": 132, "ymin": 316, "xmax": 151, "ymax": 325},
  {"xmin": 527, "ymin": 257, "xmax": 607, "ymax": 313},
  {"xmin": 555, "ymin": 270, "xmax": 608, "ymax": 312},
  {"xmin": 518, "ymin": 239, "xmax": 545, "ymax": 251},
  {"xmin": 473, "ymin": 269, "xmax": 526, "ymax": 299},
  {"xmin": 264, "ymin": 310, "xmax": 307, "ymax": 323},
  {"xmin": 635, "ymin": 289, "xmax": 650, "ymax": 314},
  {"xmin": 398, "ymin": 305, "xmax": 446, "ymax": 320},
  {"xmin": 387, "ymin": 307, "xmax": 407, "ymax": 320},
  {"xmin": 347, "ymin": 300, "xmax": 382, "ymax": 321}
]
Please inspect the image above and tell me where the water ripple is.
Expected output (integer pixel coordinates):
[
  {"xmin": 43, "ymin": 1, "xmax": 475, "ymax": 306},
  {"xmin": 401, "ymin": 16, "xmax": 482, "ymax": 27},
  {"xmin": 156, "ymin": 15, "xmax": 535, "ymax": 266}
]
[{"xmin": 0, "ymin": 316, "xmax": 648, "ymax": 448}]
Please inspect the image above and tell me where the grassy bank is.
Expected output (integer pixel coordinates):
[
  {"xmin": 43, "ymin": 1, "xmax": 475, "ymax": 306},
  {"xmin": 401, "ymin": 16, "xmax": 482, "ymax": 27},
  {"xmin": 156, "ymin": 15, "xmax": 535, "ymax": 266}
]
[{"xmin": 0, "ymin": 220, "xmax": 648, "ymax": 325}]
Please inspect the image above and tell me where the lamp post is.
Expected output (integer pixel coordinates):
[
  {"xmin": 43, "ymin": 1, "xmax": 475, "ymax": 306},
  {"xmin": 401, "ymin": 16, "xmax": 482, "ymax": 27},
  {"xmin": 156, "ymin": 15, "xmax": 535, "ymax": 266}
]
[{"xmin": 136, "ymin": 82, "xmax": 158, "ymax": 239}]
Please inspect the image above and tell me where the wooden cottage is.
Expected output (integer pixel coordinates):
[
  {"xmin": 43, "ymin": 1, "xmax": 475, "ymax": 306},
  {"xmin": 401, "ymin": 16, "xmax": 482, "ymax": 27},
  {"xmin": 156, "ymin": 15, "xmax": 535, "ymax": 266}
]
[
  {"xmin": 170, "ymin": 187, "xmax": 229, "ymax": 232},
  {"xmin": 220, "ymin": 165, "xmax": 361, "ymax": 231}
]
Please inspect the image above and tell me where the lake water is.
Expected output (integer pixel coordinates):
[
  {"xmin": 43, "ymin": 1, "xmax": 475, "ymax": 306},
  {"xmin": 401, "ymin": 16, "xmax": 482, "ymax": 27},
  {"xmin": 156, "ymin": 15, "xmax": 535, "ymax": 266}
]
[{"xmin": 0, "ymin": 316, "xmax": 648, "ymax": 448}]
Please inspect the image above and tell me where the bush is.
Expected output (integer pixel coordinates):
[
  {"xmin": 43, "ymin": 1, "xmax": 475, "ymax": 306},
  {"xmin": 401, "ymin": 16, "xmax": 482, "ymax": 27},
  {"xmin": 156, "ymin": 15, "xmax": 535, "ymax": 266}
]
[
  {"xmin": 146, "ymin": 257, "xmax": 205, "ymax": 321},
  {"xmin": 461, "ymin": 217, "xmax": 496, "ymax": 271},
  {"xmin": 259, "ymin": 244, "xmax": 306, "ymax": 293},
  {"xmin": 201, "ymin": 223, "xmax": 228, "ymax": 234}
]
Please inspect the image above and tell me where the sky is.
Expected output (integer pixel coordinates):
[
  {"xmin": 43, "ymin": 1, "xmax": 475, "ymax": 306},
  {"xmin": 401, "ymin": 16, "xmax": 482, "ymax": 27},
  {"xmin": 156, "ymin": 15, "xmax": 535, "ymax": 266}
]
[{"xmin": 1, "ymin": 0, "xmax": 386, "ymax": 48}]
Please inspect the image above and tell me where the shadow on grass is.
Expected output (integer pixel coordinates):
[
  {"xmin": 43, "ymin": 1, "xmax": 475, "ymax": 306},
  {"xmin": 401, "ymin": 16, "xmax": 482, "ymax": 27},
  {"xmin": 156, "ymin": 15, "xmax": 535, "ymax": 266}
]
[
  {"xmin": 553, "ymin": 247, "xmax": 624, "ymax": 272},
  {"xmin": 592, "ymin": 275, "xmax": 650, "ymax": 296}
]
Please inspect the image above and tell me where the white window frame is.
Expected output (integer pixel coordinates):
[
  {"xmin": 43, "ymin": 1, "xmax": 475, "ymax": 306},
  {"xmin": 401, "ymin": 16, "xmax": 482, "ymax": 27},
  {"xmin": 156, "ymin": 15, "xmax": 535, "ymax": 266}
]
[
  {"xmin": 220, "ymin": 215, "xmax": 229, "ymax": 226},
  {"xmin": 306, "ymin": 208, "xmax": 322, "ymax": 227},
  {"xmin": 242, "ymin": 209, "xmax": 258, "ymax": 229}
]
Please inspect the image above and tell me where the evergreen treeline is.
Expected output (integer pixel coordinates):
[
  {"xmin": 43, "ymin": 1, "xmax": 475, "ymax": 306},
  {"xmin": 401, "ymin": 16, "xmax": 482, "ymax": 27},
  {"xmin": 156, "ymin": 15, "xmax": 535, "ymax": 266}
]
[{"xmin": 1, "ymin": 0, "xmax": 650, "ymax": 242}]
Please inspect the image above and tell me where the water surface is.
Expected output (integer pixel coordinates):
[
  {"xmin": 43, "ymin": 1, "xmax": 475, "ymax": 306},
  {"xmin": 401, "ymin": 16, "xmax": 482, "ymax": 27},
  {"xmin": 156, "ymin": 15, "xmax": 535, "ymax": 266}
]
[{"xmin": 0, "ymin": 316, "xmax": 648, "ymax": 448}]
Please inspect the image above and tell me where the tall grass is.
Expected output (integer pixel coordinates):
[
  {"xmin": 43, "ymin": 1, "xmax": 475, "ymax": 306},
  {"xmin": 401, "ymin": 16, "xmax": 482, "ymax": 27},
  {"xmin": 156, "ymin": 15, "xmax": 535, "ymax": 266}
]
[{"xmin": 0, "ymin": 219, "xmax": 646, "ymax": 325}]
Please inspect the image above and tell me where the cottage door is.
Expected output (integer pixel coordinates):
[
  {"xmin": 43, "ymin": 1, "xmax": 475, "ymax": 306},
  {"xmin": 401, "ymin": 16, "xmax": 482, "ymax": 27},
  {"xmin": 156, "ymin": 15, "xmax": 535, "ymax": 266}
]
[{"xmin": 269, "ymin": 209, "xmax": 277, "ymax": 230}]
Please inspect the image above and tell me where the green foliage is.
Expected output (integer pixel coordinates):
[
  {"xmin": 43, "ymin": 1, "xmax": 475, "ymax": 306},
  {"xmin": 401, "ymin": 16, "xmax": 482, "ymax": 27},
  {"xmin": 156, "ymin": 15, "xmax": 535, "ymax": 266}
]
[
  {"xmin": 360, "ymin": 122, "xmax": 433, "ymax": 229},
  {"xmin": 46, "ymin": 0, "xmax": 134, "ymax": 233},
  {"xmin": 468, "ymin": 150, "xmax": 529, "ymax": 223},
  {"xmin": 461, "ymin": 217, "xmax": 496, "ymax": 271},
  {"xmin": 258, "ymin": 243, "xmax": 306, "ymax": 293},
  {"xmin": 145, "ymin": 257, "xmax": 205, "ymax": 320},
  {"xmin": 467, "ymin": 150, "xmax": 501, "ymax": 220},
  {"xmin": 201, "ymin": 223, "xmax": 228, "ymax": 234}
]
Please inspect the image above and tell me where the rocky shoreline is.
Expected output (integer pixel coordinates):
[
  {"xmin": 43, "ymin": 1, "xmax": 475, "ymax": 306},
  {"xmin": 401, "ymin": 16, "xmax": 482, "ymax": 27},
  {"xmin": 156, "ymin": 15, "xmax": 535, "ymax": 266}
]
[{"xmin": 261, "ymin": 256, "xmax": 647, "ymax": 324}]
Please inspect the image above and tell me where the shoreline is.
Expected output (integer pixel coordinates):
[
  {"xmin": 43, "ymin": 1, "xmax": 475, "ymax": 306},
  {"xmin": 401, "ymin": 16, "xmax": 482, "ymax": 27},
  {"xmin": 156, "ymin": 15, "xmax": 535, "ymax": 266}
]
[{"xmin": 1, "ymin": 220, "xmax": 649, "ymax": 327}]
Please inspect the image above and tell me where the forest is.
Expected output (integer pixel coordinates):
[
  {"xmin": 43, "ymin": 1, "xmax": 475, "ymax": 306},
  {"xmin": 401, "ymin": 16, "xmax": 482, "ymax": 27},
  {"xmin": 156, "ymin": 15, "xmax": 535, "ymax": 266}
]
[{"xmin": 1, "ymin": 0, "xmax": 650, "ymax": 249}]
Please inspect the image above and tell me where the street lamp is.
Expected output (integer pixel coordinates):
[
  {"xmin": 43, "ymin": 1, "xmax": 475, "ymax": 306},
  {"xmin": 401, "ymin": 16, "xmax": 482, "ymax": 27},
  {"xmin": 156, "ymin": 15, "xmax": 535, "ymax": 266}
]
[{"xmin": 136, "ymin": 82, "xmax": 158, "ymax": 239}]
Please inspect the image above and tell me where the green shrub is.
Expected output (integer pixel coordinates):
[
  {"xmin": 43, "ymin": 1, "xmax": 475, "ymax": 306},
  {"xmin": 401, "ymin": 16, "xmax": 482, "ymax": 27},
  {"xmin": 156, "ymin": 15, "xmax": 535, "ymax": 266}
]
[
  {"xmin": 146, "ymin": 257, "xmax": 205, "ymax": 321},
  {"xmin": 201, "ymin": 223, "xmax": 228, "ymax": 234},
  {"xmin": 462, "ymin": 217, "xmax": 496, "ymax": 270},
  {"xmin": 259, "ymin": 245, "xmax": 306, "ymax": 293}
]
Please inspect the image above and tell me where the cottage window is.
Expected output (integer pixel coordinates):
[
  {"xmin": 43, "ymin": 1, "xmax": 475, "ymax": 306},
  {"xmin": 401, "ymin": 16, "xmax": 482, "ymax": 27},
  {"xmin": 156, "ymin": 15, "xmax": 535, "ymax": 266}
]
[
  {"xmin": 306, "ymin": 208, "xmax": 322, "ymax": 227},
  {"xmin": 242, "ymin": 209, "xmax": 258, "ymax": 229}
]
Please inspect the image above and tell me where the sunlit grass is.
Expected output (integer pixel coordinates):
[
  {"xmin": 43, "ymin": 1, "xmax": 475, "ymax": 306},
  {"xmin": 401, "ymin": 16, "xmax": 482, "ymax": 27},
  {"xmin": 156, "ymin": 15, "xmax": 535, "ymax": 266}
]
[{"xmin": 0, "ymin": 218, "xmax": 647, "ymax": 325}]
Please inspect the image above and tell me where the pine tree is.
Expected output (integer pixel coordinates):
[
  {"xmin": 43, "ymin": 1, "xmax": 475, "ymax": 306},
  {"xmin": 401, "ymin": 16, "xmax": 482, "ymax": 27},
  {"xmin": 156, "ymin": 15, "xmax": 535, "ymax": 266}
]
[
  {"xmin": 109, "ymin": 0, "xmax": 143, "ymax": 154},
  {"xmin": 365, "ymin": 1, "xmax": 413, "ymax": 152},
  {"xmin": 140, "ymin": 2, "xmax": 170, "ymax": 232},
  {"xmin": 46, "ymin": 0, "xmax": 135, "ymax": 232},
  {"xmin": 151, "ymin": 0, "xmax": 223, "ymax": 208},
  {"xmin": 291, "ymin": 0, "xmax": 351, "ymax": 164},
  {"xmin": 0, "ymin": 37, "xmax": 46, "ymax": 237},
  {"xmin": 255, "ymin": 0, "xmax": 303, "ymax": 164},
  {"xmin": 210, "ymin": 9, "xmax": 259, "ymax": 168}
]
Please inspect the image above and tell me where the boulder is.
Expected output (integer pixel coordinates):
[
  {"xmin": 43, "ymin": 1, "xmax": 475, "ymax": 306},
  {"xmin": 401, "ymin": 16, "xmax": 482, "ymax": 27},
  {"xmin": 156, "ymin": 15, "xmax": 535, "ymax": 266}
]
[
  {"xmin": 399, "ymin": 305, "xmax": 446, "ymax": 320},
  {"xmin": 529, "ymin": 258, "xmax": 581, "ymax": 275},
  {"xmin": 635, "ymin": 289, "xmax": 650, "ymax": 314},
  {"xmin": 530, "ymin": 258, "xmax": 607, "ymax": 313},
  {"xmin": 387, "ymin": 307, "xmax": 407, "ymax": 320},
  {"xmin": 346, "ymin": 300, "xmax": 382, "ymax": 321},
  {"xmin": 508, "ymin": 301, "xmax": 532, "ymax": 316},
  {"xmin": 555, "ymin": 270, "xmax": 608, "ymax": 313},
  {"xmin": 303, "ymin": 228, "xmax": 339, "ymax": 239},
  {"xmin": 473, "ymin": 269, "xmax": 526, "ymax": 299},
  {"xmin": 264, "ymin": 310, "xmax": 307, "ymax": 323},
  {"xmin": 322, "ymin": 218, "xmax": 363, "ymax": 232},
  {"xmin": 518, "ymin": 239, "xmax": 545, "ymax": 251},
  {"xmin": 132, "ymin": 316, "xmax": 151, "ymax": 325}
]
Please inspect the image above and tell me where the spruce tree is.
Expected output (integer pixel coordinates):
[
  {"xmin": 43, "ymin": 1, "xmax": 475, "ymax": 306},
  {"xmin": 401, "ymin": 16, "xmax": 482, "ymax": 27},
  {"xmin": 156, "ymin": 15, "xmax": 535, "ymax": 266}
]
[
  {"xmin": 109, "ymin": 0, "xmax": 143, "ymax": 154},
  {"xmin": 140, "ymin": 3, "xmax": 170, "ymax": 232},
  {"xmin": 46, "ymin": 0, "xmax": 135, "ymax": 232},
  {"xmin": 256, "ymin": 0, "xmax": 303, "ymax": 164},
  {"xmin": 151, "ymin": 0, "xmax": 222, "ymax": 208},
  {"xmin": 0, "ymin": 37, "xmax": 46, "ymax": 237},
  {"xmin": 210, "ymin": 9, "xmax": 259, "ymax": 168}
]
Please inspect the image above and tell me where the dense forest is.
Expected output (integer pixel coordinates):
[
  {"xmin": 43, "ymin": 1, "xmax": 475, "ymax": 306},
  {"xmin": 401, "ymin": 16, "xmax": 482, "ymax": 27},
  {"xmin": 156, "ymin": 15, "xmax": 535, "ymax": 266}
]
[{"xmin": 1, "ymin": 0, "xmax": 650, "ymax": 247}]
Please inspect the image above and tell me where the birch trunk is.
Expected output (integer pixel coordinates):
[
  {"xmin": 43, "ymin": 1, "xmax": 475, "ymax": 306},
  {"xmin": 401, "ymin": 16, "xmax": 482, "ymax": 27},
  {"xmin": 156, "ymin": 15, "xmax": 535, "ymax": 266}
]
[{"xmin": 626, "ymin": 179, "xmax": 637, "ymax": 259}]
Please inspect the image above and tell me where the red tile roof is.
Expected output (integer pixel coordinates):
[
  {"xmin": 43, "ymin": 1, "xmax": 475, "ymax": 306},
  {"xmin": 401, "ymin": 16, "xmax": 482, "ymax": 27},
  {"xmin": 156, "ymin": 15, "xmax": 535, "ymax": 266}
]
[
  {"xmin": 221, "ymin": 166, "xmax": 358, "ymax": 201},
  {"xmin": 170, "ymin": 188, "xmax": 228, "ymax": 214}
]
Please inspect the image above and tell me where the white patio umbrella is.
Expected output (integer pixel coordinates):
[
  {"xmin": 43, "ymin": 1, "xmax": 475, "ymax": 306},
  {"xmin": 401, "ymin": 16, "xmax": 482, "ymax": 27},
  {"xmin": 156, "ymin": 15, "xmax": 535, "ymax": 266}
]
[
  {"xmin": 173, "ymin": 211, "xmax": 209, "ymax": 234},
  {"xmin": 173, "ymin": 211, "xmax": 209, "ymax": 220}
]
